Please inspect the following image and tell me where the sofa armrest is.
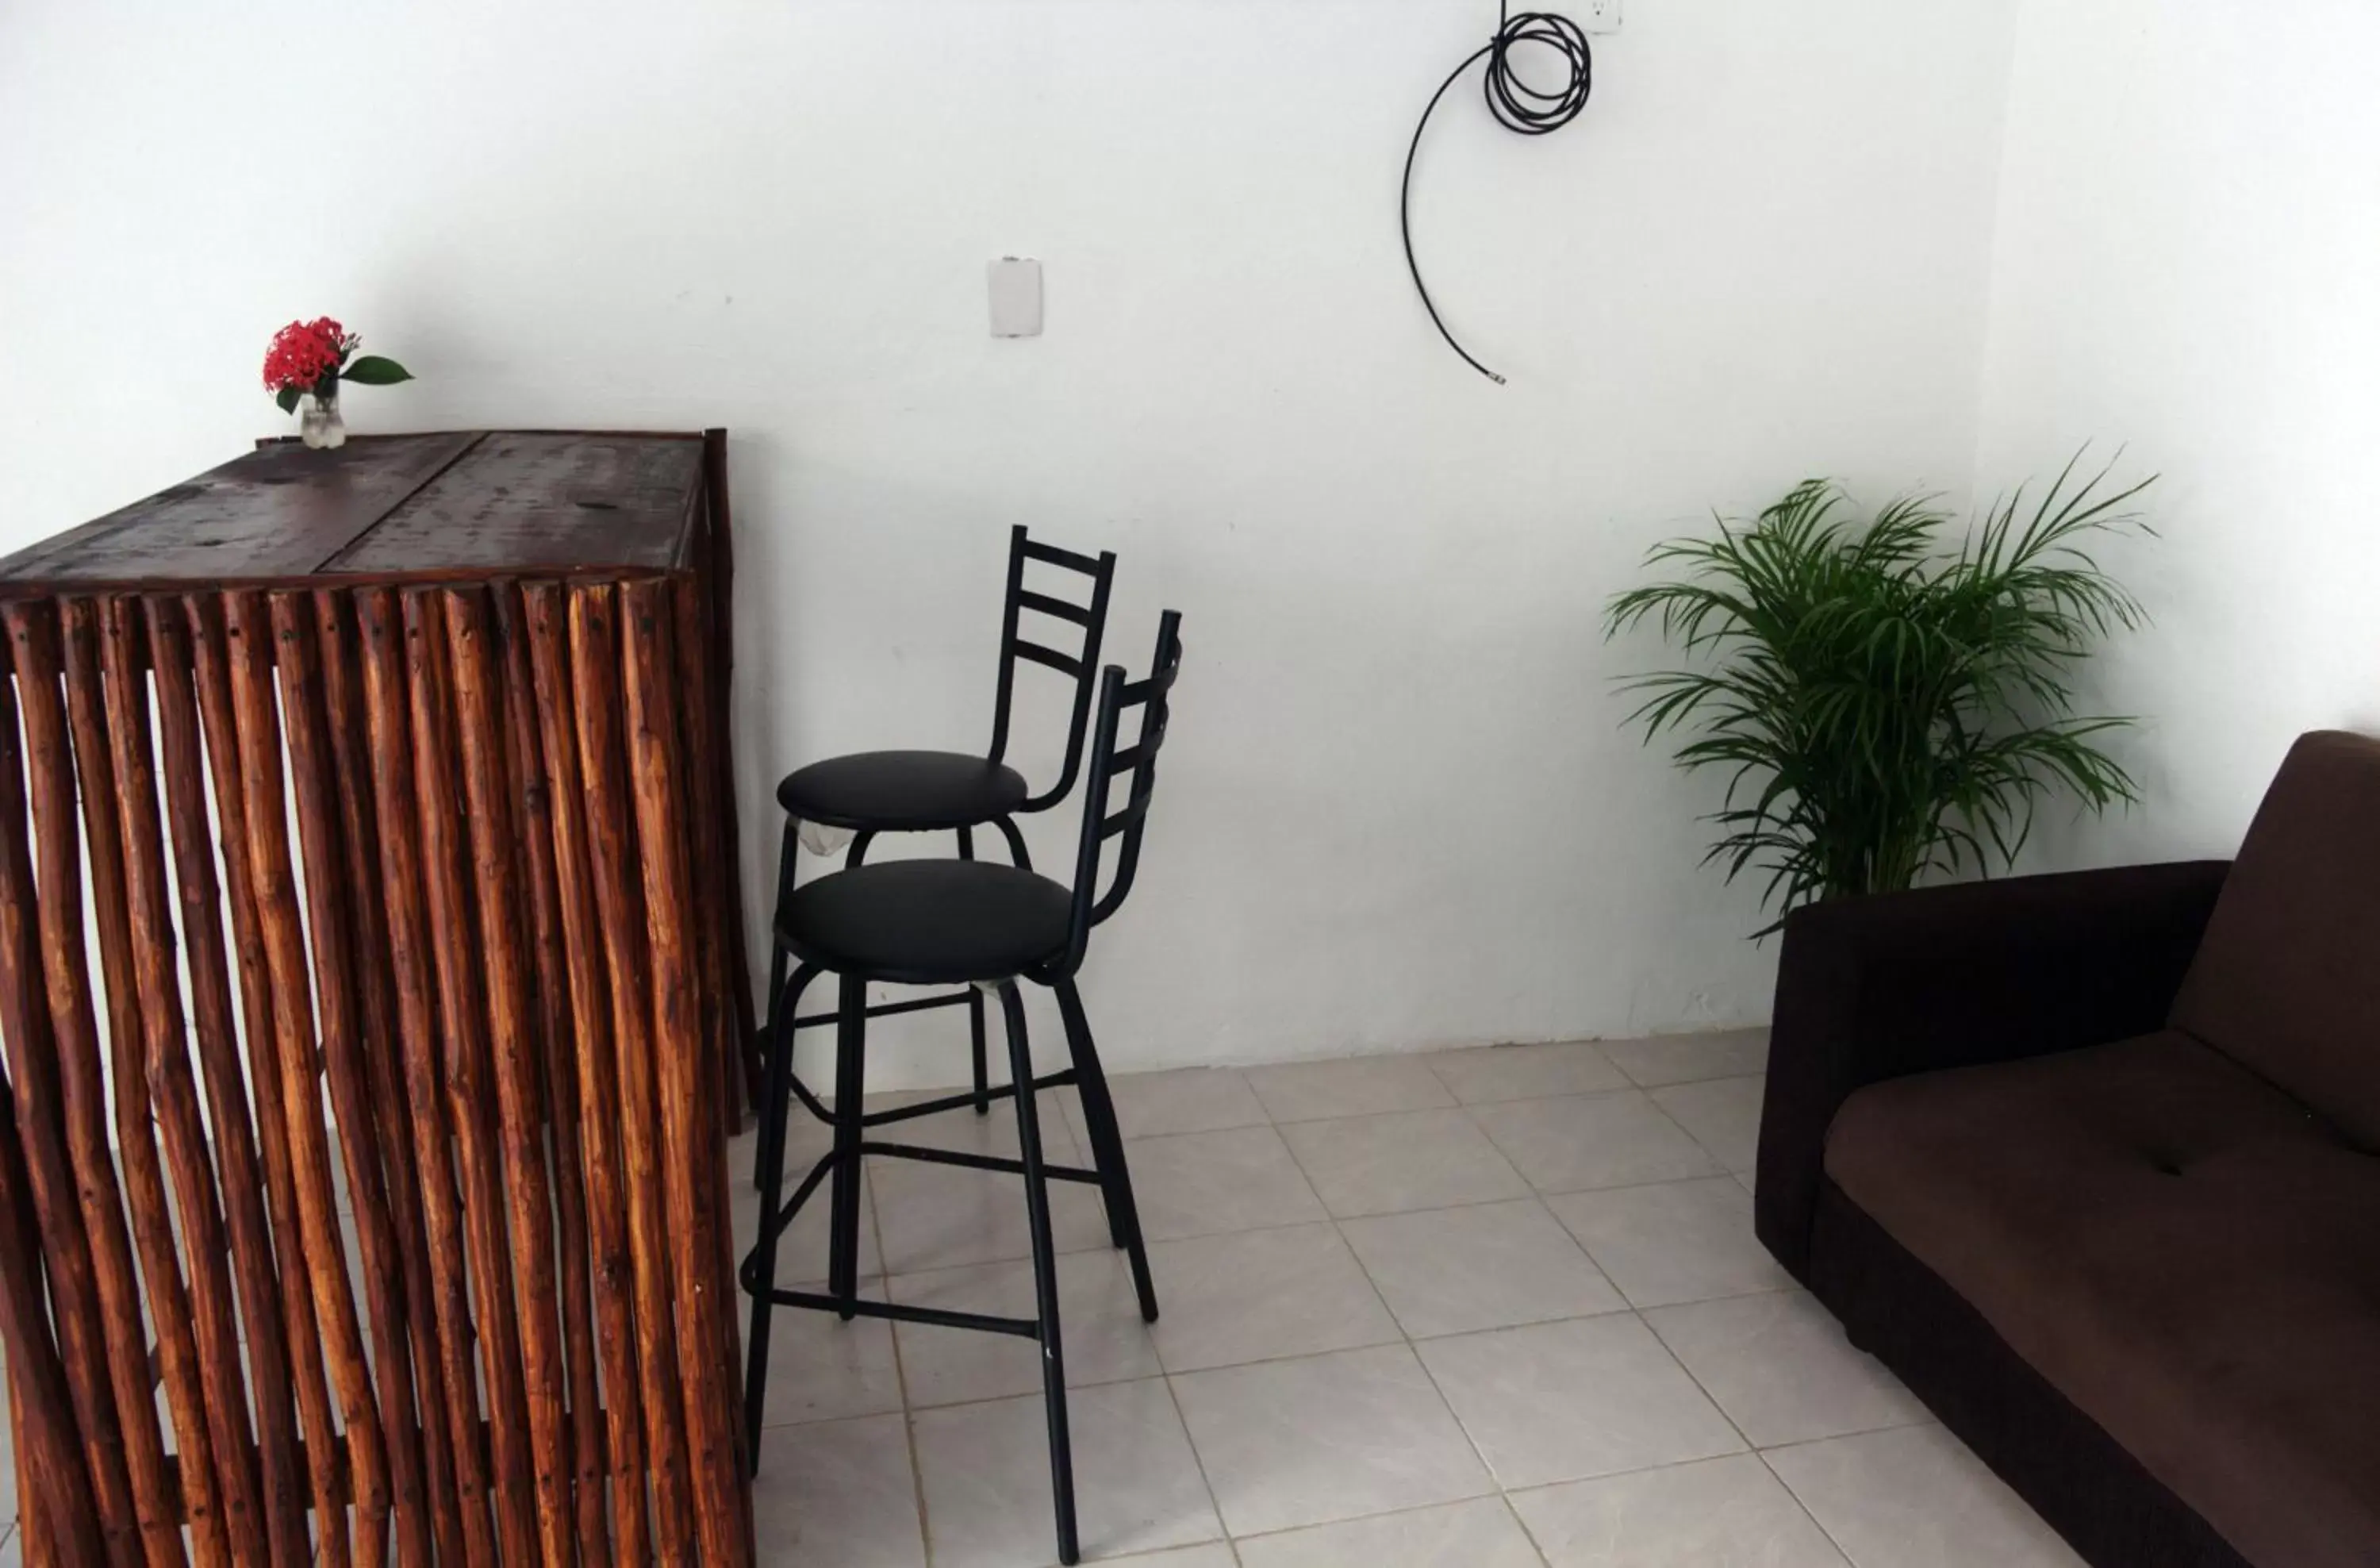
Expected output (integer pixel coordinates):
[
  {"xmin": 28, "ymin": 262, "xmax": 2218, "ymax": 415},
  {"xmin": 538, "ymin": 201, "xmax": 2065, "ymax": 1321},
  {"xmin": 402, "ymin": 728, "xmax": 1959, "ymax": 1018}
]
[{"xmin": 1752, "ymin": 859, "xmax": 2230, "ymax": 1279}]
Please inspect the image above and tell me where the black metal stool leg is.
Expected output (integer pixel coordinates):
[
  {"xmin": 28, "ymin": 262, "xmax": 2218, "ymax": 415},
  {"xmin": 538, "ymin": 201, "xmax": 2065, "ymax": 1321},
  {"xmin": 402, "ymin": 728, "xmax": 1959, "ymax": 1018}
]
[
  {"xmin": 994, "ymin": 813, "xmax": 1034, "ymax": 872},
  {"xmin": 998, "ymin": 981, "xmax": 1077, "ymax": 1566},
  {"xmin": 1055, "ymin": 977, "xmax": 1158, "ymax": 1324},
  {"xmin": 753, "ymin": 963, "xmax": 823, "ymax": 1241},
  {"xmin": 829, "ymin": 971, "xmax": 868, "ymax": 1319},
  {"xmin": 743, "ymin": 960, "xmax": 812, "ymax": 1470},
  {"xmin": 956, "ymin": 826, "xmax": 992, "ymax": 1115},
  {"xmin": 756, "ymin": 816, "xmax": 801, "ymax": 1189}
]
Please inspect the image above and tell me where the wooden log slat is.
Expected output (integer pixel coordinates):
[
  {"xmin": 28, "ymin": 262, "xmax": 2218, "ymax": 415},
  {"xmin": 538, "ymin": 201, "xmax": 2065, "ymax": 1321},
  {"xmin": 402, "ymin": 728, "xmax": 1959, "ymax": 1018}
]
[
  {"xmin": 492, "ymin": 582, "xmax": 611, "ymax": 1565},
  {"xmin": 58, "ymin": 598, "xmax": 229, "ymax": 1568},
  {"xmin": 668, "ymin": 575, "xmax": 747, "ymax": 1485},
  {"xmin": 8, "ymin": 436, "xmax": 751, "ymax": 1563},
  {"xmin": 93, "ymin": 598, "xmax": 271, "ymax": 1566},
  {"xmin": 265, "ymin": 591, "xmax": 436, "ymax": 1568},
  {"xmin": 1, "ymin": 1072, "xmax": 109, "ymax": 1566},
  {"xmin": 441, "ymin": 584, "xmax": 580, "ymax": 1568},
  {"xmin": 567, "ymin": 582, "xmax": 697, "ymax": 1562},
  {"xmin": 314, "ymin": 587, "xmax": 470, "ymax": 1568},
  {"xmin": 5, "ymin": 600, "xmax": 190, "ymax": 1568},
  {"xmin": 666, "ymin": 575, "xmax": 731, "ymax": 1143},
  {"xmin": 352, "ymin": 587, "xmax": 504, "ymax": 1568},
  {"xmin": 0, "ymin": 644, "xmax": 141, "ymax": 1566},
  {"xmin": 696, "ymin": 429, "xmax": 758, "ymax": 1105},
  {"xmin": 525, "ymin": 582, "xmax": 651, "ymax": 1566},
  {"xmin": 141, "ymin": 596, "xmax": 315, "ymax": 1568},
  {"xmin": 398, "ymin": 588, "xmax": 543, "ymax": 1567},
  {"xmin": 4, "ymin": 1359, "xmax": 39, "ymax": 1568},
  {"xmin": 220, "ymin": 590, "xmax": 393, "ymax": 1568},
  {"xmin": 621, "ymin": 578, "xmax": 751, "ymax": 1568},
  {"xmin": 183, "ymin": 592, "xmax": 353, "ymax": 1568}
]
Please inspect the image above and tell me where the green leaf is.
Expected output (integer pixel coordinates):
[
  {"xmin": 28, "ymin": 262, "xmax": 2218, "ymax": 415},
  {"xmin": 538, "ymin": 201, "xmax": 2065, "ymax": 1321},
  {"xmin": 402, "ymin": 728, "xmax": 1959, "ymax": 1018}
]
[
  {"xmin": 339, "ymin": 355, "xmax": 413, "ymax": 386},
  {"xmin": 275, "ymin": 386, "xmax": 301, "ymax": 415},
  {"xmin": 1604, "ymin": 451, "xmax": 2155, "ymax": 936}
]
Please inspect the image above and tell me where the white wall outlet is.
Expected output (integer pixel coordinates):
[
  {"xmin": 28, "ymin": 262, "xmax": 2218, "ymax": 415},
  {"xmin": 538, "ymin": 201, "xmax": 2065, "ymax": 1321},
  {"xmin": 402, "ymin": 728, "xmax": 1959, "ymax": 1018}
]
[
  {"xmin": 1578, "ymin": 0, "xmax": 1621, "ymax": 33},
  {"xmin": 988, "ymin": 257, "xmax": 1042, "ymax": 337}
]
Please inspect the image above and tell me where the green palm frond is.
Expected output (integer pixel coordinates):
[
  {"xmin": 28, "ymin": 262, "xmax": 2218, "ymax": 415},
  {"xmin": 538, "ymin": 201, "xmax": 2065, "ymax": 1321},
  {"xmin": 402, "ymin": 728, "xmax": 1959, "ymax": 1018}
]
[{"xmin": 1606, "ymin": 454, "xmax": 2153, "ymax": 935}]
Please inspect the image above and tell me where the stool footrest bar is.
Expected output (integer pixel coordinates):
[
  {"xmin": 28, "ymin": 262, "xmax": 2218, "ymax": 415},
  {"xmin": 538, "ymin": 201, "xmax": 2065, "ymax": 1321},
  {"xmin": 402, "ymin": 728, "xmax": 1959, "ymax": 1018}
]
[
  {"xmin": 761, "ymin": 1288, "xmax": 1043, "ymax": 1339},
  {"xmin": 791, "ymin": 990, "xmax": 974, "ymax": 1029},
  {"xmin": 862, "ymin": 1139, "xmax": 1104, "ymax": 1184},
  {"xmin": 862, "ymin": 1070, "xmax": 1078, "ymax": 1128}
]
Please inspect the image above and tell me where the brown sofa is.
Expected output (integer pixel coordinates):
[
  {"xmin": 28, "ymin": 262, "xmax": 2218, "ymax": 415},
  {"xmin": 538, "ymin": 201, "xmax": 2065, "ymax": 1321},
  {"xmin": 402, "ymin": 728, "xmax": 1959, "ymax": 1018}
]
[{"xmin": 1755, "ymin": 730, "xmax": 2380, "ymax": 1568}]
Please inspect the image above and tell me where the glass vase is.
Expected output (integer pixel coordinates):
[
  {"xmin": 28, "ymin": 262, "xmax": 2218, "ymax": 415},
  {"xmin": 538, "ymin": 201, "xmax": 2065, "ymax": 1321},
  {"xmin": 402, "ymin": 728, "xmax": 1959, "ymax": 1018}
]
[{"xmin": 300, "ymin": 383, "xmax": 346, "ymax": 450}]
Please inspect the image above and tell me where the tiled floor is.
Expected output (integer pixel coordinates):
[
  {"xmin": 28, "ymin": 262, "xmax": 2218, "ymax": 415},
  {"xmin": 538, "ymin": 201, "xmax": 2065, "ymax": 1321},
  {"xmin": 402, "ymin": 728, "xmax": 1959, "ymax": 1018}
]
[{"xmin": 738, "ymin": 1029, "xmax": 2087, "ymax": 1567}]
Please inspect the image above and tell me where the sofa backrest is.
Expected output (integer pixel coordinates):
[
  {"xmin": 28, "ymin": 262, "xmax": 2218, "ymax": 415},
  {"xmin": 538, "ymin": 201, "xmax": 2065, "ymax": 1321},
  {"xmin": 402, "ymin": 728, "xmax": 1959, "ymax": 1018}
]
[{"xmin": 2171, "ymin": 729, "xmax": 2380, "ymax": 1149}]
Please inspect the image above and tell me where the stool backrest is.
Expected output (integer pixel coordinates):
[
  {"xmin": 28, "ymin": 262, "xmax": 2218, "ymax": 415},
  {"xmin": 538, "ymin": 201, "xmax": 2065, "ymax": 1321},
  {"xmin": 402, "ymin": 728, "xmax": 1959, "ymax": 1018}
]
[
  {"xmin": 1047, "ymin": 610, "xmax": 1184, "ymax": 978},
  {"xmin": 988, "ymin": 525, "xmax": 1118, "ymax": 813}
]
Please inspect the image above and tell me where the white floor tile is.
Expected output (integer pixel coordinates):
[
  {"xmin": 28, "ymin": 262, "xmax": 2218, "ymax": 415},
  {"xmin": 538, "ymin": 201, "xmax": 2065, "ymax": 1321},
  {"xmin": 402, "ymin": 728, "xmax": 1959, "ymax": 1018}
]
[
  {"xmin": 1764, "ymin": 1426, "xmax": 2084, "ymax": 1568},
  {"xmin": 1544, "ymin": 1178, "xmax": 1791, "ymax": 1308},
  {"xmin": 1424, "ymin": 1042, "xmax": 1629, "ymax": 1104},
  {"xmin": 1075, "ymin": 1069, "xmax": 1269, "ymax": 1142},
  {"xmin": 870, "ymin": 1154, "xmax": 1111, "ymax": 1275},
  {"xmin": 1244, "ymin": 1057, "xmax": 1454, "ymax": 1124},
  {"xmin": 1600, "ymin": 1031, "xmax": 1770, "ymax": 1089},
  {"xmin": 750, "ymin": 1411, "xmax": 925, "ymax": 1567},
  {"xmin": 1173, "ymin": 1344, "xmax": 1492, "ymax": 1537},
  {"xmin": 1649, "ymin": 1078, "xmax": 1765, "ymax": 1175},
  {"xmin": 1123, "ymin": 1127, "xmax": 1326, "ymax": 1242},
  {"xmin": 1278, "ymin": 1109, "xmax": 1530, "ymax": 1218},
  {"xmin": 891, "ymin": 1251, "xmax": 1160, "ymax": 1409},
  {"xmin": 1645, "ymin": 1291, "xmax": 1928, "ymax": 1448},
  {"xmin": 1471, "ymin": 1093, "xmax": 1721, "ymax": 1194},
  {"xmin": 1146, "ymin": 1224, "xmax": 1399, "ymax": 1373},
  {"xmin": 914, "ymin": 1378, "xmax": 1222, "ymax": 1568},
  {"xmin": 1098, "ymin": 1547, "xmax": 1240, "ymax": 1568},
  {"xmin": 1235, "ymin": 1497, "xmax": 1542, "ymax": 1568},
  {"xmin": 751, "ymin": 1278, "xmax": 905, "ymax": 1429},
  {"xmin": 1512, "ymin": 1453, "xmax": 1846, "ymax": 1567},
  {"xmin": 1416, "ymin": 1316, "xmax": 1744, "ymax": 1489},
  {"xmin": 1339, "ymin": 1199, "xmax": 1624, "ymax": 1339}
]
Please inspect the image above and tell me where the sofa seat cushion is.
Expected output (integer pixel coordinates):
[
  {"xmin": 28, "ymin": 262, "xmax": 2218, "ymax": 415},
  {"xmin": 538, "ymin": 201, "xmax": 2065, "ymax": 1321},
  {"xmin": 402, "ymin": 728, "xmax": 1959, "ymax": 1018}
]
[{"xmin": 1825, "ymin": 1030, "xmax": 2380, "ymax": 1568}]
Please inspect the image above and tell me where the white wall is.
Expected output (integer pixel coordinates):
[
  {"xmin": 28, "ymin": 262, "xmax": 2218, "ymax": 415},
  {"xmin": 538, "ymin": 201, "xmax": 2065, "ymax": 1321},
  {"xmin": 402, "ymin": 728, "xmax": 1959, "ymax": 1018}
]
[
  {"xmin": 0, "ymin": 2, "xmax": 2020, "ymax": 1086},
  {"xmin": 1976, "ymin": 0, "xmax": 2380, "ymax": 868}
]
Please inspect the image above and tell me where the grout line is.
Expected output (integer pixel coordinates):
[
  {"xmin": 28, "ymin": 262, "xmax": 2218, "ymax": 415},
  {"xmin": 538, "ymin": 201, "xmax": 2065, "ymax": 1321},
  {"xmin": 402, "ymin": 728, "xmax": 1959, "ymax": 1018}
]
[
  {"xmin": 1637, "ymin": 1075, "xmax": 1764, "ymax": 1174},
  {"xmin": 1754, "ymin": 1444, "xmax": 1862, "ymax": 1566},
  {"xmin": 1306, "ymin": 1152, "xmax": 1537, "ymax": 1561},
  {"xmin": 1155, "ymin": 1371, "xmax": 1234, "ymax": 1561},
  {"xmin": 1628, "ymin": 1301, "xmax": 1858, "ymax": 1562},
  {"xmin": 864, "ymin": 1139, "xmax": 937, "ymax": 1568},
  {"xmin": 1497, "ymin": 1488, "xmax": 1564, "ymax": 1568}
]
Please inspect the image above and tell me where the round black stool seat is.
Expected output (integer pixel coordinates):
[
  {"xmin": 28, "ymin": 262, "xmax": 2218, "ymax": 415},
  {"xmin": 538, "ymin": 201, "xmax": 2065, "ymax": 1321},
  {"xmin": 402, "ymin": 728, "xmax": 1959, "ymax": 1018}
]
[
  {"xmin": 775, "ymin": 749, "xmax": 1029, "ymax": 832},
  {"xmin": 778, "ymin": 859, "xmax": 1073, "ymax": 986}
]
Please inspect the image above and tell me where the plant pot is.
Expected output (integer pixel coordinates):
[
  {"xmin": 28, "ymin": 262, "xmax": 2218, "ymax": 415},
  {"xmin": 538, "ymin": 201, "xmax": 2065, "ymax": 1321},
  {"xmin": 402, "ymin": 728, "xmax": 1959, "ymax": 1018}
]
[{"xmin": 300, "ymin": 383, "xmax": 346, "ymax": 450}]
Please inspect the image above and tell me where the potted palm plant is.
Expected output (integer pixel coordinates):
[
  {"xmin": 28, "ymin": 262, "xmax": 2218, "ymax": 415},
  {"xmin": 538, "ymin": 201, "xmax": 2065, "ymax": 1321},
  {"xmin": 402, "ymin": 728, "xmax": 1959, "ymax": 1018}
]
[{"xmin": 1606, "ymin": 455, "xmax": 2153, "ymax": 931}]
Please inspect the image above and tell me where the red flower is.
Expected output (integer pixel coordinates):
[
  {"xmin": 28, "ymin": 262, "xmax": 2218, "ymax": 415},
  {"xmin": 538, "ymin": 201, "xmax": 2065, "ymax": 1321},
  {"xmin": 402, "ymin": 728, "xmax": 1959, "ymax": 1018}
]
[{"xmin": 261, "ymin": 317, "xmax": 356, "ymax": 394}]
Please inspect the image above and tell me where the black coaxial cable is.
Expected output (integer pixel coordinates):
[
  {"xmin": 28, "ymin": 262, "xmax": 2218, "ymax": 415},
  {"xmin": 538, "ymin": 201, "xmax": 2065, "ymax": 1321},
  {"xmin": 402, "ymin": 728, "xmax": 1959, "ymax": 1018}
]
[{"xmin": 1400, "ymin": 3, "xmax": 1594, "ymax": 384}]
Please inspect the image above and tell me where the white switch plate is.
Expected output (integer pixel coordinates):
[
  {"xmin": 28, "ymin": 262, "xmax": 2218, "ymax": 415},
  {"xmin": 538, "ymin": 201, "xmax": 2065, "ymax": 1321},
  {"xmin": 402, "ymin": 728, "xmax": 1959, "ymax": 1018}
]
[
  {"xmin": 988, "ymin": 257, "xmax": 1042, "ymax": 337},
  {"xmin": 1579, "ymin": 0, "xmax": 1621, "ymax": 33}
]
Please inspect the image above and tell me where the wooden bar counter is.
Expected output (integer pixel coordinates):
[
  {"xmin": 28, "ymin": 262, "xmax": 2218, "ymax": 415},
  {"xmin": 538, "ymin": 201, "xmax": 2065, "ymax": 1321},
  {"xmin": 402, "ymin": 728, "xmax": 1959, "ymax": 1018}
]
[{"xmin": 0, "ymin": 430, "xmax": 757, "ymax": 1566}]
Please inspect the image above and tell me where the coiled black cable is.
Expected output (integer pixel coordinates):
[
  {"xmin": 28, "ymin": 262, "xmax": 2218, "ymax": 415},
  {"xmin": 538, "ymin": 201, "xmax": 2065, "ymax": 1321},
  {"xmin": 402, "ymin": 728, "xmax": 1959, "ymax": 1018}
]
[{"xmin": 1400, "ymin": 3, "xmax": 1595, "ymax": 384}]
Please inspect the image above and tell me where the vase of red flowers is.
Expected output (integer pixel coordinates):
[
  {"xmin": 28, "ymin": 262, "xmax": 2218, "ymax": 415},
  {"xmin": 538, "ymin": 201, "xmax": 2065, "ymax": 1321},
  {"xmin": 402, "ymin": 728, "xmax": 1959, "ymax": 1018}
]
[{"xmin": 262, "ymin": 317, "xmax": 412, "ymax": 449}]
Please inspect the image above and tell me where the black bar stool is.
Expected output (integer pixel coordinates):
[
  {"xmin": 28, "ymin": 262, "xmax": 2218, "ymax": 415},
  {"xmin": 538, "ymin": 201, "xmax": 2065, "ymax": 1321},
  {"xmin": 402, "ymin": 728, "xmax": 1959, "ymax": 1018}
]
[
  {"xmin": 742, "ymin": 612, "xmax": 1183, "ymax": 1568},
  {"xmin": 758, "ymin": 527, "xmax": 1116, "ymax": 1189}
]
